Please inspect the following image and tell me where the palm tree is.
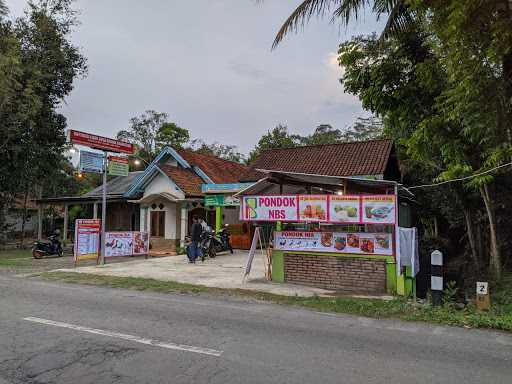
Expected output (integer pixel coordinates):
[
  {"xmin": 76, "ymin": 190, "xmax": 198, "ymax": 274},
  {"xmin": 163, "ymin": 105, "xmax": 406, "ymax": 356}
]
[
  {"xmin": 0, "ymin": 0, "xmax": 7, "ymax": 18},
  {"xmin": 272, "ymin": 0, "xmax": 414, "ymax": 48}
]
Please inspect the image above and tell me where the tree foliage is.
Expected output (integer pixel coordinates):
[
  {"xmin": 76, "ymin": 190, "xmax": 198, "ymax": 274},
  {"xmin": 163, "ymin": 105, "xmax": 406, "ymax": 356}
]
[
  {"xmin": 0, "ymin": 0, "xmax": 87, "ymax": 242},
  {"xmin": 117, "ymin": 110, "xmax": 190, "ymax": 163}
]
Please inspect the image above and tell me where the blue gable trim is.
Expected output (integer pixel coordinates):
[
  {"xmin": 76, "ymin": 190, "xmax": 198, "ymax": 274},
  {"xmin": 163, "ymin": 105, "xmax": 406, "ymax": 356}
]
[
  {"xmin": 124, "ymin": 146, "xmax": 191, "ymax": 197},
  {"xmin": 193, "ymin": 166, "xmax": 214, "ymax": 184}
]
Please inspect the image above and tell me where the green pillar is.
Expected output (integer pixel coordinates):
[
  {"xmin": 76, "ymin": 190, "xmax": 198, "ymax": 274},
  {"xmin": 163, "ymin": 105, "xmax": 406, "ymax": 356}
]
[
  {"xmin": 276, "ymin": 221, "xmax": 282, "ymax": 231},
  {"xmin": 215, "ymin": 206, "xmax": 222, "ymax": 232}
]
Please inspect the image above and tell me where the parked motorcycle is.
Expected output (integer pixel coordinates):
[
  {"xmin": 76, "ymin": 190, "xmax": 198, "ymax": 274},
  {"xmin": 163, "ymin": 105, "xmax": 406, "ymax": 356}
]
[
  {"xmin": 199, "ymin": 228, "xmax": 217, "ymax": 261},
  {"xmin": 216, "ymin": 224, "xmax": 233, "ymax": 254},
  {"xmin": 32, "ymin": 231, "xmax": 63, "ymax": 259}
]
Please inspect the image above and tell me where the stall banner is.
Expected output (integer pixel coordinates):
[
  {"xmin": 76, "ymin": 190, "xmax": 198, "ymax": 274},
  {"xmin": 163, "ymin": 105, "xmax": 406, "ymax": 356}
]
[
  {"xmin": 298, "ymin": 195, "xmax": 328, "ymax": 222},
  {"xmin": 329, "ymin": 195, "xmax": 361, "ymax": 224},
  {"xmin": 242, "ymin": 195, "xmax": 298, "ymax": 221},
  {"xmin": 105, "ymin": 232, "xmax": 149, "ymax": 257},
  {"xmin": 74, "ymin": 219, "xmax": 101, "ymax": 262},
  {"xmin": 133, "ymin": 232, "xmax": 149, "ymax": 255},
  {"xmin": 274, "ymin": 231, "xmax": 393, "ymax": 256},
  {"xmin": 241, "ymin": 194, "xmax": 396, "ymax": 224},
  {"xmin": 361, "ymin": 195, "xmax": 396, "ymax": 224},
  {"xmin": 105, "ymin": 232, "xmax": 133, "ymax": 257}
]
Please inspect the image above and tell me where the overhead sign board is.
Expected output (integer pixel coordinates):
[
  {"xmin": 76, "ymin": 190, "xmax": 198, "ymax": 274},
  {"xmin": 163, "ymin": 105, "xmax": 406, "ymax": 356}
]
[
  {"xmin": 79, "ymin": 150, "xmax": 104, "ymax": 174},
  {"xmin": 241, "ymin": 194, "xmax": 396, "ymax": 224},
  {"xmin": 69, "ymin": 130, "xmax": 134, "ymax": 154},
  {"xmin": 201, "ymin": 183, "xmax": 254, "ymax": 193},
  {"xmin": 107, "ymin": 156, "xmax": 129, "ymax": 177}
]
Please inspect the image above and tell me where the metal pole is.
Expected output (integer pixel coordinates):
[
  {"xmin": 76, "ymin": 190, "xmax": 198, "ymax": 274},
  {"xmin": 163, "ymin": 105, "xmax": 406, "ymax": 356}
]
[{"xmin": 100, "ymin": 152, "xmax": 107, "ymax": 265}]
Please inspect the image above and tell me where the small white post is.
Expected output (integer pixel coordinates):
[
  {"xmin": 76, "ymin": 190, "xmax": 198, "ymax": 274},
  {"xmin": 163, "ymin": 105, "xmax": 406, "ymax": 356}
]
[
  {"xmin": 431, "ymin": 250, "xmax": 443, "ymax": 306},
  {"xmin": 93, "ymin": 202, "xmax": 98, "ymax": 219}
]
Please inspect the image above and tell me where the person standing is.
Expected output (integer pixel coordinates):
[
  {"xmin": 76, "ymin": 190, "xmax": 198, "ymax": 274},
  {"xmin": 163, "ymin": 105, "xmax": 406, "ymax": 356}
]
[{"xmin": 188, "ymin": 216, "xmax": 203, "ymax": 263}]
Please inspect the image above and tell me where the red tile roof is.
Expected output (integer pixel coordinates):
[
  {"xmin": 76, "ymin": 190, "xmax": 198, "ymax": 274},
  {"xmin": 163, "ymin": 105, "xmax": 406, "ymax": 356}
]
[
  {"xmin": 177, "ymin": 149, "xmax": 249, "ymax": 184},
  {"xmin": 160, "ymin": 165, "xmax": 204, "ymax": 197},
  {"xmin": 241, "ymin": 139, "xmax": 395, "ymax": 181}
]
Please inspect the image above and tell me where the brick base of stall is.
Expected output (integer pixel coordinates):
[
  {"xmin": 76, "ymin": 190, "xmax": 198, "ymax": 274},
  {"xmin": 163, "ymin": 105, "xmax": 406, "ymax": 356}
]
[{"xmin": 284, "ymin": 254, "xmax": 387, "ymax": 294}]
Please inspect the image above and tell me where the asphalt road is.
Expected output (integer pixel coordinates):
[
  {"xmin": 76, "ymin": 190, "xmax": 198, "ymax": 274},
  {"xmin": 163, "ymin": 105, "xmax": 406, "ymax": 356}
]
[{"xmin": 0, "ymin": 274, "xmax": 511, "ymax": 384}]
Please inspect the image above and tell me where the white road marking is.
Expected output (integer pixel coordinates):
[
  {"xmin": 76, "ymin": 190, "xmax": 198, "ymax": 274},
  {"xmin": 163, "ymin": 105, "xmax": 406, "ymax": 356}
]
[{"xmin": 23, "ymin": 317, "xmax": 222, "ymax": 357}]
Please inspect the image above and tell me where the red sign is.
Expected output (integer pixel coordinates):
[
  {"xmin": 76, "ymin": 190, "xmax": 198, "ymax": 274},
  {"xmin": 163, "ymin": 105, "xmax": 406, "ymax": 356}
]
[
  {"xmin": 107, "ymin": 155, "xmax": 129, "ymax": 164},
  {"xmin": 69, "ymin": 130, "xmax": 134, "ymax": 154}
]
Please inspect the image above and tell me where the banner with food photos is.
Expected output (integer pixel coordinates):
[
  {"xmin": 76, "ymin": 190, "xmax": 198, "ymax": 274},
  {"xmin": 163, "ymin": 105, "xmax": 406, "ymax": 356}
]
[
  {"xmin": 274, "ymin": 231, "xmax": 393, "ymax": 256},
  {"xmin": 242, "ymin": 194, "xmax": 396, "ymax": 225}
]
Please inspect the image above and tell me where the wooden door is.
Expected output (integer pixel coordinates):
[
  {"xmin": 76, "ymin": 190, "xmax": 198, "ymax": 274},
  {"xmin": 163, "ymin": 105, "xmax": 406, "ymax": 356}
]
[{"xmin": 150, "ymin": 211, "xmax": 165, "ymax": 237}]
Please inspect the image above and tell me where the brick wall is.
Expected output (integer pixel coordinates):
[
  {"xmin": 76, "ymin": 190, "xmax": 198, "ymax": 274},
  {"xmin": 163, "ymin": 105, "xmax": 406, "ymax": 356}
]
[{"xmin": 284, "ymin": 254, "xmax": 387, "ymax": 294}]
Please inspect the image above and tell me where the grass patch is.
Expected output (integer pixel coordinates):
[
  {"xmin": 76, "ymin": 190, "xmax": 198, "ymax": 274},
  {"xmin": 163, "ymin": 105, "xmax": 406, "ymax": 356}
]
[
  {"xmin": 0, "ymin": 249, "xmax": 33, "ymax": 267},
  {"xmin": 39, "ymin": 271, "xmax": 512, "ymax": 332}
]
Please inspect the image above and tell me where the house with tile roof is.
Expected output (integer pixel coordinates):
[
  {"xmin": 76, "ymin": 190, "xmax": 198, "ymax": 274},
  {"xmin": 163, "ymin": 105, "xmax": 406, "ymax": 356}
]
[
  {"xmin": 36, "ymin": 147, "xmax": 250, "ymax": 253},
  {"xmin": 241, "ymin": 139, "xmax": 400, "ymax": 183}
]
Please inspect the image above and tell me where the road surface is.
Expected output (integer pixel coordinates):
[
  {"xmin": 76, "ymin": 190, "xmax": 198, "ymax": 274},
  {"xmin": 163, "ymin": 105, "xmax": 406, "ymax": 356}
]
[{"xmin": 0, "ymin": 274, "xmax": 510, "ymax": 384}]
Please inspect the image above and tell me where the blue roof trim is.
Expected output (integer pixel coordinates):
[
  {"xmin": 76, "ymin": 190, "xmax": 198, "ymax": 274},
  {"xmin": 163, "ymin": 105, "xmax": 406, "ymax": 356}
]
[
  {"xmin": 124, "ymin": 146, "xmax": 191, "ymax": 197},
  {"xmin": 193, "ymin": 166, "xmax": 214, "ymax": 184}
]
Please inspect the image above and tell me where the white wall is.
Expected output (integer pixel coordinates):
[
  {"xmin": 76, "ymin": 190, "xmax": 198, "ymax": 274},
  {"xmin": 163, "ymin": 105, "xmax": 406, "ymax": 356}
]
[{"xmin": 143, "ymin": 173, "xmax": 185, "ymax": 200}]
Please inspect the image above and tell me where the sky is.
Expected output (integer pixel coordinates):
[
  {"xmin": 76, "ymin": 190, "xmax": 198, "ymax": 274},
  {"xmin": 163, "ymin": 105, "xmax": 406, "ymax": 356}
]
[{"xmin": 5, "ymin": 0, "xmax": 384, "ymax": 154}]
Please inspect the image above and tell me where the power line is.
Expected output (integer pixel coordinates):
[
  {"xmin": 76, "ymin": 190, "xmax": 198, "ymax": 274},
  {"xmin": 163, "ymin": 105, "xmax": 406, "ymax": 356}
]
[{"xmin": 407, "ymin": 161, "xmax": 512, "ymax": 190}]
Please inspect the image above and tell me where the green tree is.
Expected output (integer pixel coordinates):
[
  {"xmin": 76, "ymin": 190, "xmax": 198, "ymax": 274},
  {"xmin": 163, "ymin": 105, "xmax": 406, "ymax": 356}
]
[
  {"xmin": 189, "ymin": 139, "xmax": 245, "ymax": 163},
  {"xmin": 155, "ymin": 122, "xmax": 190, "ymax": 151},
  {"xmin": 117, "ymin": 110, "xmax": 190, "ymax": 163},
  {"xmin": 0, "ymin": 0, "xmax": 87, "ymax": 244},
  {"xmin": 248, "ymin": 124, "xmax": 300, "ymax": 163}
]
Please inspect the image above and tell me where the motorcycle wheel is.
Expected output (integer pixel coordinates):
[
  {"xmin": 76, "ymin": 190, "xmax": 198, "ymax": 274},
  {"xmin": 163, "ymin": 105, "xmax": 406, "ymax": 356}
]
[
  {"xmin": 209, "ymin": 247, "xmax": 217, "ymax": 258},
  {"xmin": 58, "ymin": 248, "xmax": 64, "ymax": 257},
  {"xmin": 32, "ymin": 249, "xmax": 43, "ymax": 259}
]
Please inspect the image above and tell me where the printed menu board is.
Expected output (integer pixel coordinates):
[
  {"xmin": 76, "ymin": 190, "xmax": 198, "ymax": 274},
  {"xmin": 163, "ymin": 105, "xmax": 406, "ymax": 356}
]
[
  {"xmin": 74, "ymin": 219, "xmax": 101, "ymax": 262},
  {"xmin": 274, "ymin": 231, "xmax": 393, "ymax": 256},
  {"xmin": 298, "ymin": 195, "xmax": 328, "ymax": 222},
  {"xmin": 105, "ymin": 232, "xmax": 133, "ymax": 257},
  {"xmin": 329, "ymin": 195, "xmax": 361, "ymax": 223},
  {"xmin": 361, "ymin": 195, "xmax": 396, "ymax": 224}
]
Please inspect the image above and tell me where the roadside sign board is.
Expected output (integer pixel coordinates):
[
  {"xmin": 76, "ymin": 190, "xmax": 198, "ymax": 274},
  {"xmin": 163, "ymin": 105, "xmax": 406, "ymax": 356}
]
[
  {"xmin": 202, "ymin": 183, "xmax": 254, "ymax": 193},
  {"xmin": 107, "ymin": 156, "xmax": 129, "ymax": 177},
  {"xmin": 74, "ymin": 219, "xmax": 101, "ymax": 264},
  {"xmin": 204, "ymin": 195, "xmax": 240, "ymax": 207},
  {"xmin": 79, "ymin": 150, "xmax": 104, "ymax": 174},
  {"xmin": 69, "ymin": 130, "xmax": 134, "ymax": 154}
]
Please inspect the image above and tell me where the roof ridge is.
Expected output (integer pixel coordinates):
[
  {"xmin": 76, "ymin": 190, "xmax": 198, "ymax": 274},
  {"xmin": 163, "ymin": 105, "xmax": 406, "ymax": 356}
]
[
  {"xmin": 178, "ymin": 148, "xmax": 246, "ymax": 167},
  {"xmin": 257, "ymin": 138, "xmax": 392, "ymax": 153}
]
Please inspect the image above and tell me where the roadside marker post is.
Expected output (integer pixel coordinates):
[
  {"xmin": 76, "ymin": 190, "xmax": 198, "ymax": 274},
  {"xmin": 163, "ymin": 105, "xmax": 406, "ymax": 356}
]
[
  {"xmin": 431, "ymin": 250, "xmax": 443, "ymax": 306},
  {"xmin": 476, "ymin": 282, "xmax": 490, "ymax": 311}
]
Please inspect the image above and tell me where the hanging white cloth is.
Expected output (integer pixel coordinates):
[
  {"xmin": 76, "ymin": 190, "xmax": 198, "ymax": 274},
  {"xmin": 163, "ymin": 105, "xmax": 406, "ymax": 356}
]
[{"xmin": 398, "ymin": 227, "xmax": 419, "ymax": 277}]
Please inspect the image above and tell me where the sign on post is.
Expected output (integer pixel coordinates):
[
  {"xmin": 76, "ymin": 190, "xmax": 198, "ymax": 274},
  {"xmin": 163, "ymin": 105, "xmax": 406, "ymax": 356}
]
[
  {"xmin": 74, "ymin": 219, "xmax": 101, "ymax": 265},
  {"xmin": 105, "ymin": 232, "xmax": 149, "ymax": 257},
  {"xmin": 79, "ymin": 151, "xmax": 104, "ymax": 174},
  {"xmin": 69, "ymin": 130, "xmax": 134, "ymax": 154},
  {"xmin": 107, "ymin": 156, "xmax": 129, "ymax": 177},
  {"xmin": 204, "ymin": 195, "xmax": 240, "ymax": 207}
]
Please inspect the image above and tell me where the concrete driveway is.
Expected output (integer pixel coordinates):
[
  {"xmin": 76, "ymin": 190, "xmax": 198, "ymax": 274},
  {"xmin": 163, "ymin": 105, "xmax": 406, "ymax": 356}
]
[{"xmin": 59, "ymin": 250, "xmax": 336, "ymax": 297}]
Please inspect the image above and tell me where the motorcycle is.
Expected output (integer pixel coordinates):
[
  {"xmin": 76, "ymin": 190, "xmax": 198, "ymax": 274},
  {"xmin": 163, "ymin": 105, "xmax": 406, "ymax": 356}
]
[
  {"xmin": 216, "ymin": 224, "xmax": 233, "ymax": 254},
  {"xmin": 199, "ymin": 229, "xmax": 217, "ymax": 261},
  {"xmin": 32, "ymin": 232, "xmax": 63, "ymax": 259}
]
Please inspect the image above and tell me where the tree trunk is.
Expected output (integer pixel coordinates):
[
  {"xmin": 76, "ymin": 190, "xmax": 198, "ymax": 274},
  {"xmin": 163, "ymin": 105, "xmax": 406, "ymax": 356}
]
[
  {"xmin": 480, "ymin": 184, "xmax": 502, "ymax": 281},
  {"xmin": 462, "ymin": 208, "xmax": 480, "ymax": 274},
  {"xmin": 19, "ymin": 190, "xmax": 29, "ymax": 248}
]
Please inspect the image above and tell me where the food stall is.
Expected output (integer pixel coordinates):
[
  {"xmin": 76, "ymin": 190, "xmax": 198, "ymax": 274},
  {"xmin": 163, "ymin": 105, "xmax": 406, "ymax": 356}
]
[{"xmin": 238, "ymin": 171, "xmax": 412, "ymax": 295}]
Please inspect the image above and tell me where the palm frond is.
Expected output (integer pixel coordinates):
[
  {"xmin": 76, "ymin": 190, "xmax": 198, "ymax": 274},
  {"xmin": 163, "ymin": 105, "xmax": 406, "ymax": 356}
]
[
  {"xmin": 379, "ymin": 0, "xmax": 415, "ymax": 40},
  {"xmin": 0, "ymin": 0, "xmax": 8, "ymax": 18},
  {"xmin": 272, "ymin": 0, "xmax": 343, "ymax": 49},
  {"xmin": 331, "ymin": 0, "xmax": 369, "ymax": 26}
]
